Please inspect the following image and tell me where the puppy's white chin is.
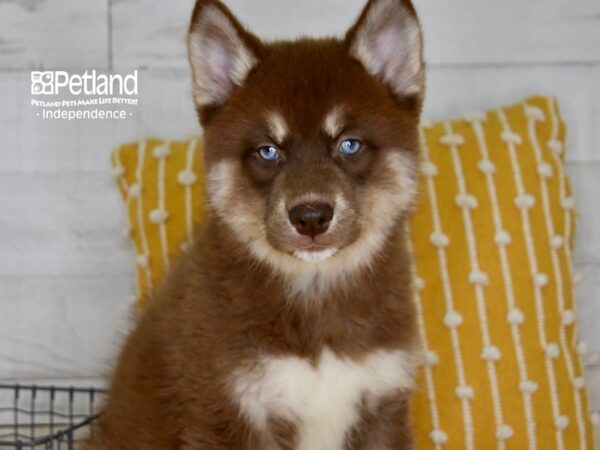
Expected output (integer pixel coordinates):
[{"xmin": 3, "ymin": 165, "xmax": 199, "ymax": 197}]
[{"xmin": 293, "ymin": 248, "xmax": 338, "ymax": 262}]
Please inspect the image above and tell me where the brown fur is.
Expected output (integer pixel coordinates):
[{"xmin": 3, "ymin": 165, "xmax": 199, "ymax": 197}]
[{"xmin": 85, "ymin": 0, "xmax": 424, "ymax": 448}]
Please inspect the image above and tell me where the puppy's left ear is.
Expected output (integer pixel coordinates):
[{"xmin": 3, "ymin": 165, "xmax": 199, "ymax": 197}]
[
  {"xmin": 346, "ymin": 0, "xmax": 424, "ymax": 100},
  {"xmin": 188, "ymin": 0, "xmax": 264, "ymax": 122}
]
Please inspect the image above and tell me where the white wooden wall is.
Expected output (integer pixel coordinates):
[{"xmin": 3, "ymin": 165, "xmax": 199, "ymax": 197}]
[{"xmin": 0, "ymin": 0, "xmax": 599, "ymax": 429}]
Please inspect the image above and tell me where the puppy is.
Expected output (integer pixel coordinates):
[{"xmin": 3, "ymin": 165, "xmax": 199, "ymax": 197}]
[{"xmin": 87, "ymin": 0, "xmax": 424, "ymax": 448}]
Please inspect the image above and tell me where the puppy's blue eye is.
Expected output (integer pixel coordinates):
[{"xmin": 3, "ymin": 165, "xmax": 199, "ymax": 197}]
[
  {"xmin": 258, "ymin": 146, "xmax": 280, "ymax": 161},
  {"xmin": 340, "ymin": 139, "xmax": 362, "ymax": 156}
]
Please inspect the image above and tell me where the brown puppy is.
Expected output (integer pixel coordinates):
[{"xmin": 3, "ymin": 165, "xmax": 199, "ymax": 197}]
[{"xmin": 87, "ymin": 0, "xmax": 425, "ymax": 448}]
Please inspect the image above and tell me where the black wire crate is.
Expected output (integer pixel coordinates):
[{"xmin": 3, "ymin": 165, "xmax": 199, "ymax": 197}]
[{"xmin": 0, "ymin": 384, "xmax": 106, "ymax": 449}]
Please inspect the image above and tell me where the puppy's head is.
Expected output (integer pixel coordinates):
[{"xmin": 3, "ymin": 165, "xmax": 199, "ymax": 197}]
[{"xmin": 188, "ymin": 0, "xmax": 424, "ymax": 294}]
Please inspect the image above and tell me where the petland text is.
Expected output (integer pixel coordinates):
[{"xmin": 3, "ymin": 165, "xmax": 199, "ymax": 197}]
[{"xmin": 31, "ymin": 70, "xmax": 138, "ymax": 96}]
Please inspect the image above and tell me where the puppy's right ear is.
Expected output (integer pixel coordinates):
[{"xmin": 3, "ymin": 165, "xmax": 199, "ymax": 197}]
[{"xmin": 187, "ymin": 0, "xmax": 263, "ymax": 122}]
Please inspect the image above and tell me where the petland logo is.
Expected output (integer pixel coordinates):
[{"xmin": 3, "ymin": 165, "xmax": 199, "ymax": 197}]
[
  {"xmin": 30, "ymin": 70, "xmax": 139, "ymax": 120},
  {"xmin": 31, "ymin": 70, "xmax": 138, "ymax": 96}
]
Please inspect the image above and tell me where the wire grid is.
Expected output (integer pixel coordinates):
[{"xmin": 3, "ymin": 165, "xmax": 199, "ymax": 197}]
[{"xmin": 0, "ymin": 384, "xmax": 106, "ymax": 449}]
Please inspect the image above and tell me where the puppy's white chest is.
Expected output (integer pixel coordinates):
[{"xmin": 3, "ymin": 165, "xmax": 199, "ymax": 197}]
[{"xmin": 232, "ymin": 347, "xmax": 415, "ymax": 450}]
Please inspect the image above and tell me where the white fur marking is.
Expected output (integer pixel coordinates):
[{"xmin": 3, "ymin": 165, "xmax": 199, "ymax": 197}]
[
  {"xmin": 267, "ymin": 112, "xmax": 288, "ymax": 144},
  {"xmin": 293, "ymin": 248, "xmax": 338, "ymax": 262},
  {"xmin": 233, "ymin": 348, "xmax": 416, "ymax": 450},
  {"xmin": 323, "ymin": 106, "xmax": 345, "ymax": 138},
  {"xmin": 207, "ymin": 160, "xmax": 235, "ymax": 208}
]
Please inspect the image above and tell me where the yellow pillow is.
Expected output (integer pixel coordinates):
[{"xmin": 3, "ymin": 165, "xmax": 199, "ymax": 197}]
[{"xmin": 112, "ymin": 96, "xmax": 596, "ymax": 449}]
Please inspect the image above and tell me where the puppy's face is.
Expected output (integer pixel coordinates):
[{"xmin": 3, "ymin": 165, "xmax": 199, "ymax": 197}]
[{"xmin": 188, "ymin": 0, "xmax": 424, "ymax": 291}]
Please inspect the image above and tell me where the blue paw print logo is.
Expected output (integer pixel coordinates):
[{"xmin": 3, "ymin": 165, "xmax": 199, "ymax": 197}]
[{"xmin": 31, "ymin": 71, "xmax": 54, "ymax": 95}]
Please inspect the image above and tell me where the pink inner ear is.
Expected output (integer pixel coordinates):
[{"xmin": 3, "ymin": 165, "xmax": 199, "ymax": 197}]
[
  {"xmin": 206, "ymin": 37, "xmax": 234, "ymax": 96},
  {"xmin": 374, "ymin": 25, "xmax": 405, "ymax": 82}
]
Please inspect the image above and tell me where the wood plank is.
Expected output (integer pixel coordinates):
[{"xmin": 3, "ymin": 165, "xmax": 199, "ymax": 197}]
[
  {"xmin": 593, "ymin": 65, "xmax": 600, "ymax": 163},
  {"xmin": 585, "ymin": 366, "xmax": 600, "ymax": 446},
  {"xmin": 575, "ymin": 263, "xmax": 600, "ymax": 366},
  {"xmin": 0, "ymin": 275, "xmax": 133, "ymax": 379},
  {"xmin": 111, "ymin": 0, "xmax": 600, "ymax": 70},
  {"xmin": 128, "ymin": 68, "xmax": 200, "ymax": 142},
  {"xmin": 0, "ymin": 70, "xmax": 200, "ymax": 173},
  {"xmin": 0, "ymin": 173, "xmax": 134, "ymax": 277},
  {"xmin": 568, "ymin": 162, "xmax": 600, "ymax": 266},
  {"xmin": 0, "ymin": 0, "xmax": 108, "ymax": 70},
  {"xmin": 0, "ymin": 73, "xmax": 116, "ymax": 173},
  {"xmin": 415, "ymin": 0, "xmax": 600, "ymax": 66},
  {"xmin": 111, "ymin": 0, "xmax": 196, "ymax": 70},
  {"xmin": 425, "ymin": 64, "xmax": 598, "ymax": 162}
]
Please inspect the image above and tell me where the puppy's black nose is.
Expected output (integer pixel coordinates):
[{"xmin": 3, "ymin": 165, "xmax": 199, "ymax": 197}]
[{"xmin": 288, "ymin": 203, "xmax": 334, "ymax": 238}]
